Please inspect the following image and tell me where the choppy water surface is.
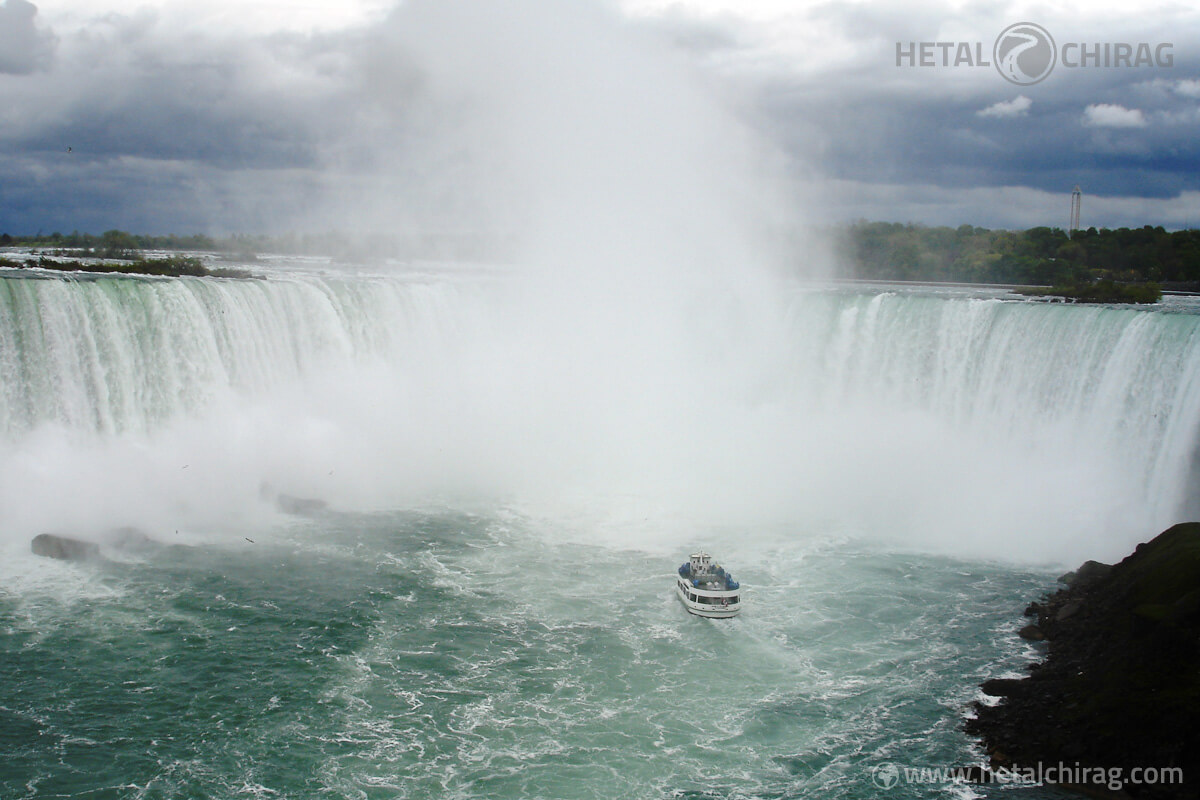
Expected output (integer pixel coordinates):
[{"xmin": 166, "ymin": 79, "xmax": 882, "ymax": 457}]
[{"xmin": 1, "ymin": 510, "xmax": 1061, "ymax": 799}]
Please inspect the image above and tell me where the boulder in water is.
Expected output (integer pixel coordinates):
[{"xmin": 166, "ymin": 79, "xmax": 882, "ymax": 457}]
[
  {"xmin": 1017, "ymin": 624, "xmax": 1046, "ymax": 641},
  {"xmin": 31, "ymin": 533, "xmax": 101, "ymax": 561},
  {"xmin": 260, "ymin": 482, "xmax": 328, "ymax": 516},
  {"xmin": 103, "ymin": 526, "xmax": 165, "ymax": 554},
  {"xmin": 276, "ymin": 494, "xmax": 328, "ymax": 516}
]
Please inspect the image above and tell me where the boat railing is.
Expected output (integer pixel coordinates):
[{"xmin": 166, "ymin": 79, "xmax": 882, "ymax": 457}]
[
  {"xmin": 681, "ymin": 580, "xmax": 739, "ymax": 597},
  {"xmin": 679, "ymin": 564, "xmax": 738, "ymax": 587}
]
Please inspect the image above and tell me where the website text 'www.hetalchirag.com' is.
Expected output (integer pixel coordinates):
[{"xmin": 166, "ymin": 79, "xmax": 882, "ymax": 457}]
[{"xmin": 870, "ymin": 760, "xmax": 1185, "ymax": 792}]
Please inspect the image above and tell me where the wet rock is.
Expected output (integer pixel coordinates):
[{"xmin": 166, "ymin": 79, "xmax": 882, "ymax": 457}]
[
  {"xmin": 31, "ymin": 533, "xmax": 101, "ymax": 561},
  {"xmin": 260, "ymin": 481, "xmax": 328, "ymax": 516},
  {"xmin": 967, "ymin": 523, "xmax": 1200, "ymax": 799},
  {"xmin": 276, "ymin": 494, "xmax": 327, "ymax": 516},
  {"xmin": 1070, "ymin": 560, "xmax": 1113, "ymax": 590},
  {"xmin": 980, "ymin": 678, "xmax": 1026, "ymax": 697},
  {"xmin": 1055, "ymin": 600, "xmax": 1083, "ymax": 621},
  {"xmin": 103, "ymin": 526, "xmax": 160, "ymax": 552},
  {"xmin": 1018, "ymin": 624, "xmax": 1046, "ymax": 641}
]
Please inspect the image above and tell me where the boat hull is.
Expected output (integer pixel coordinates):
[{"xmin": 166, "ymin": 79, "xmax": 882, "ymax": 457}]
[{"xmin": 675, "ymin": 577, "xmax": 741, "ymax": 618}]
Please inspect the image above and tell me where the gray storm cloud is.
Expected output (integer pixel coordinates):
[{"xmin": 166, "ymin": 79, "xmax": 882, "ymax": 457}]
[
  {"xmin": 0, "ymin": 0, "xmax": 55, "ymax": 74},
  {"xmin": 0, "ymin": 0, "xmax": 1197, "ymax": 233}
]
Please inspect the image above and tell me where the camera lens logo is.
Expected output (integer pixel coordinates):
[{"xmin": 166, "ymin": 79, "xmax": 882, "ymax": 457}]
[
  {"xmin": 994, "ymin": 22, "xmax": 1056, "ymax": 85},
  {"xmin": 872, "ymin": 762, "xmax": 901, "ymax": 790}
]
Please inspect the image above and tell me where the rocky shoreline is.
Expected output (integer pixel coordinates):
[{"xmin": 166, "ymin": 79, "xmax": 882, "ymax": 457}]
[
  {"xmin": 967, "ymin": 523, "xmax": 1200, "ymax": 799},
  {"xmin": 0, "ymin": 254, "xmax": 253, "ymax": 279}
]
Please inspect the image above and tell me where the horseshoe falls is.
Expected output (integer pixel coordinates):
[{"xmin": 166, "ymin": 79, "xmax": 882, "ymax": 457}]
[{"xmin": 2, "ymin": 266, "xmax": 1199, "ymax": 800}]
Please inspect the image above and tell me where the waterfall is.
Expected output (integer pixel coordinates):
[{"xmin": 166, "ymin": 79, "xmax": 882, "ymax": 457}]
[
  {"xmin": 2, "ymin": 272, "xmax": 1198, "ymax": 562},
  {"xmin": 784, "ymin": 290, "xmax": 1200, "ymax": 511},
  {"xmin": 0, "ymin": 274, "xmax": 473, "ymax": 437},
  {"xmin": 776, "ymin": 289, "xmax": 1200, "ymax": 558}
]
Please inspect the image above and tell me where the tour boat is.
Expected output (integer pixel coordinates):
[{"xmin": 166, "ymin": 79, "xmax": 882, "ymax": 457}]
[{"xmin": 676, "ymin": 551, "xmax": 742, "ymax": 618}]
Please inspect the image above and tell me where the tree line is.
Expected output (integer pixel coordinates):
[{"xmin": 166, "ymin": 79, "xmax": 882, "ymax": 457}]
[
  {"xmin": 834, "ymin": 222, "xmax": 1200, "ymax": 288},
  {"xmin": 0, "ymin": 229, "xmax": 514, "ymax": 262},
  {"xmin": 0, "ymin": 230, "xmax": 223, "ymax": 258},
  {"xmin": 5, "ymin": 224, "xmax": 1200, "ymax": 289}
]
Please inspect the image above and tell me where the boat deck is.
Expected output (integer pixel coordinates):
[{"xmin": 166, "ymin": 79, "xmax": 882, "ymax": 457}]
[{"xmin": 686, "ymin": 577, "xmax": 734, "ymax": 592}]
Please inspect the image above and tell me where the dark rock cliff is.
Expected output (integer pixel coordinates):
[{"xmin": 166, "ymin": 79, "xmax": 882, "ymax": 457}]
[{"xmin": 967, "ymin": 523, "xmax": 1200, "ymax": 798}]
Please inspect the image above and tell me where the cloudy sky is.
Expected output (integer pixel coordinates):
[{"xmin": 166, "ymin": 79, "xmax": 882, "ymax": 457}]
[{"xmin": 1, "ymin": 0, "xmax": 1198, "ymax": 235}]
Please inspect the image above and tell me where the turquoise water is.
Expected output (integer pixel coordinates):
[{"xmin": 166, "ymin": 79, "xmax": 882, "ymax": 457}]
[
  {"xmin": 3, "ymin": 268, "xmax": 1195, "ymax": 798},
  {"xmin": 1, "ymin": 509, "xmax": 1061, "ymax": 799}
]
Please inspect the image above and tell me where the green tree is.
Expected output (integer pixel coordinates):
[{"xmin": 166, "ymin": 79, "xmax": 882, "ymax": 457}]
[{"xmin": 99, "ymin": 230, "xmax": 140, "ymax": 259}]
